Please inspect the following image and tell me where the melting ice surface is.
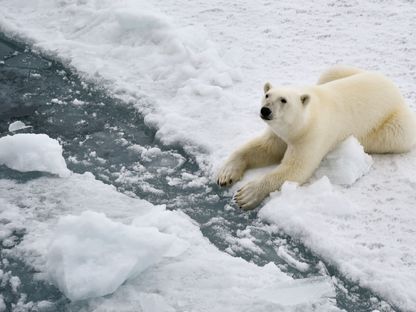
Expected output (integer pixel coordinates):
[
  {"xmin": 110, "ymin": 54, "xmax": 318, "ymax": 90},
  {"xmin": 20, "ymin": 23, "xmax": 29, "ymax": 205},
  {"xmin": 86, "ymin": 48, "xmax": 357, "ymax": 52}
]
[
  {"xmin": 1, "ymin": 170, "xmax": 338, "ymax": 311},
  {"xmin": 0, "ymin": 34, "xmax": 393, "ymax": 312},
  {"xmin": 0, "ymin": 35, "xmax": 343, "ymax": 311},
  {"xmin": 1, "ymin": 0, "xmax": 416, "ymax": 311},
  {"xmin": 0, "ymin": 132, "xmax": 344, "ymax": 311},
  {"xmin": 0, "ymin": 64, "xmax": 369, "ymax": 309}
]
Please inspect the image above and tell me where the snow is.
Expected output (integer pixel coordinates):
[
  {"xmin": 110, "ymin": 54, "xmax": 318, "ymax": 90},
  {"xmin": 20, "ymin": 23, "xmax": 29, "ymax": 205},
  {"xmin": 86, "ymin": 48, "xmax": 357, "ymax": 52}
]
[
  {"xmin": 0, "ymin": 173, "xmax": 339, "ymax": 311},
  {"xmin": 259, "ymin": 176, "xmax": 416, "ymax": 311},
  {"xmin": 315, "ymin": 136, "xmax": 373, "ymax": 185},
  {"xmin": 0, "ymin": 0, "xmax": 416, "ymax": 310},
  {"xmin": 0, "ymin": 133, "xmax": 70, "ymax": 178},
  {"xmin": 47, "ymin": 211, "xmax": 187, "ymax": 301}
]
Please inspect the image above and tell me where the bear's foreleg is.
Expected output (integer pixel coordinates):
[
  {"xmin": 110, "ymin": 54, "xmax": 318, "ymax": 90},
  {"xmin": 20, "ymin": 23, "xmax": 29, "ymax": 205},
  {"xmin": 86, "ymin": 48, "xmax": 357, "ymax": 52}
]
[
  {"xmin": 234, "ymin": 142, "xmax": 325, "ymax": 210},
  {"xmin": 217, "ymin": 130, "xmax": 286, "ymax": 187}
]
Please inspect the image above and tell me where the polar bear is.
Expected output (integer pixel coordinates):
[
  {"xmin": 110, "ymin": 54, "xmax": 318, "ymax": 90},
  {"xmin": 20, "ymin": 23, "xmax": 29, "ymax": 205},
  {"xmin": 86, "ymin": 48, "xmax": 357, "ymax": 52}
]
[{"xmin": 217, "ymin": 66, "xmax": 416, "ymax": 210}]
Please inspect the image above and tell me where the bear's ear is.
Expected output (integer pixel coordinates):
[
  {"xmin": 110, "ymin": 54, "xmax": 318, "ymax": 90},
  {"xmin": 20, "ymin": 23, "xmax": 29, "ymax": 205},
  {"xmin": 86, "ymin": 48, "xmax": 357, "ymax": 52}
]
[
  {"xmin": 264, "ymin": 82, "xmax": 272, "ymax": 94},
  {"xmin": 300, "ymin": 94, "xmax": 310, "ymax": 105}
]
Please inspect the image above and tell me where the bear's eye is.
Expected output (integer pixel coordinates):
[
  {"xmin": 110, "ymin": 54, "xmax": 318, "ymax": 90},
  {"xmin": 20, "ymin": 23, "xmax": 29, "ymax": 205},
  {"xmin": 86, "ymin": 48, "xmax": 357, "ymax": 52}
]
[
  {"xmin": 280, "ymin": 97, "xmax": 287, "ymax": 104},
  {"xmin": 265, "ymin": 94, "xmax": 269, "ymax": 99}
]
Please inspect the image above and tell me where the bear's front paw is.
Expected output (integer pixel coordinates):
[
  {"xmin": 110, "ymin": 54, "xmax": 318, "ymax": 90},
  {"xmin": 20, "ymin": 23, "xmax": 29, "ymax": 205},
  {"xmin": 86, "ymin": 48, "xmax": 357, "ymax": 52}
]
[
  {"xmin": 217, "ymin": 160, "xmax": 245, "ymax": 187},
  {"xmin": 234, "ymin": 180, "xmax": 268, "ymax": 210}
]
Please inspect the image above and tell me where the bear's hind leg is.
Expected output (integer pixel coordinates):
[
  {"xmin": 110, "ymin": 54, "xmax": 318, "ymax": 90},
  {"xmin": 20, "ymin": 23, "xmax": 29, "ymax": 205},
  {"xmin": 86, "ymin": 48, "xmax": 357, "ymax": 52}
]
[
  {"xmin": 362, "ymin": 109, "xmax": 416, "ymax": 154},
  {"xmin": 318, "ymin": 65, "xmax": 364, "ymax": 85}
]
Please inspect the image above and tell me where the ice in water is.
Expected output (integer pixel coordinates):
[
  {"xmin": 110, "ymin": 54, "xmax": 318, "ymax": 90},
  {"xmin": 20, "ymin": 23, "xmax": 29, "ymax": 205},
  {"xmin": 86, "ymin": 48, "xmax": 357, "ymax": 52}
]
[
  {"xmin": 47, "ymin": 211, "xmax": 187, "ymax": 301},
  {"xmin": 8, "ymin": 121, "xmax": 31, "ymax": 132},
  {"xmin": 0, "ymin": 133, "xmax": 70, "ymax": 178}
]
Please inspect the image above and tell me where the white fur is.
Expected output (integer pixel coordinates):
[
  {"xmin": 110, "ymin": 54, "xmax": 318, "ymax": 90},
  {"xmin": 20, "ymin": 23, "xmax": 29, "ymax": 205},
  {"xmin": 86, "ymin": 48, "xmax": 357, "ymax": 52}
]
[{"xmin": 217, "ymin": 66, "xmax": 416, "ymax": 210}]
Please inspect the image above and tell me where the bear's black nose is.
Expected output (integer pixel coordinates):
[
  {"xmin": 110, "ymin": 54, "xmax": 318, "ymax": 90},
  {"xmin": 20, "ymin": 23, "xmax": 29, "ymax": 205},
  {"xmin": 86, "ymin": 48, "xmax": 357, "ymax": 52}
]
[{"xmin": 260, "ymin": 107, "xmax": 272, "ymax": 120}]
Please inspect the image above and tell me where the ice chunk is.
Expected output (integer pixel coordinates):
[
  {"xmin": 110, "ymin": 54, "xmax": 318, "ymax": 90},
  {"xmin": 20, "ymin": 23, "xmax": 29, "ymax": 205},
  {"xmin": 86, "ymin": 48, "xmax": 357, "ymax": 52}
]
[
  {"xmin": 0, "ymin": 133, "xmax": 70, "ymax": 177},
  {"xmin": 9, "ymin": 276, "xmax": 21, "ymax": 293},
  {"xmin": 277, "ymin": 246, "xmax": 310, "ymax": 273},
  {"xmin": 8, "ymin": 121, "xmax": 30, "ymax": 132},
  {"xmin": 72, "ymin": 98, "xmax": 85, "ymax": 106},
  {"xmin": 315, "ymin": 136, "xmax": 373, "ymax": 185},
  {"xmin": 47, "ymin": 210, "xmax": 186, "ymax": 301}
]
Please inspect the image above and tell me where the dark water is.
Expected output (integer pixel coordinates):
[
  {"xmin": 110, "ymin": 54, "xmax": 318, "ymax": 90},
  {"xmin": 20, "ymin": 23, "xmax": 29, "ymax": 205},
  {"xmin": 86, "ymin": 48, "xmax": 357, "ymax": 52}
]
[{"xmin": 0, "ymin": 33, "xmax": 396, "ymax": 312}]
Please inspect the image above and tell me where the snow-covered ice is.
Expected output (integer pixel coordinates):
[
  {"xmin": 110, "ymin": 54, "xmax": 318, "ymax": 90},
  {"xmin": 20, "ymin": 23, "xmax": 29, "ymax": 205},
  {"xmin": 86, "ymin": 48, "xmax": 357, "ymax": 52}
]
[
  {"xmin": 0, "ymin": 133, "xmax": 70, "ymax": 177},
  {"xmin": 315, "ymin": 136, "xmax": 373, "ymax": 185},
  {"xmin": 0, "ymin": 0, "xmax": 247, "ymax": 170},
  {"xmin": 0, "ymin": 0, "xmax": 416, "ymax": 310},
  {"xmin": 259, "ymin": 176, "xmax": 416, "ymax": 311},
  {"xmin": 0, "ymin": 173, "xmax": 339, "ymax": 311}
]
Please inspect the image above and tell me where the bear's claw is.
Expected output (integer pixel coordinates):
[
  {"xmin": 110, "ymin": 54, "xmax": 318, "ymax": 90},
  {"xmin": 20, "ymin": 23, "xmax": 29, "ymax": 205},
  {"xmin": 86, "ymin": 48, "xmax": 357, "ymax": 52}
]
[
  {"xmin": 234, "ymin": 180, "xmax": 266, "ymax": 210},
  {"xmin": 216, "ymin": 161, "xmax": 244, "ymax": 187}
]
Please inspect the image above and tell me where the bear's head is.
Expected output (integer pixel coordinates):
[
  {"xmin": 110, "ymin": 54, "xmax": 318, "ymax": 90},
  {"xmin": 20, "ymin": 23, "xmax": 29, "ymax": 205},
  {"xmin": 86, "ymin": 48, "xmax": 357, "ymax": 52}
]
[{"xmin": 261, "ymin": 82, "xmax": 311, "ymax": 142}]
